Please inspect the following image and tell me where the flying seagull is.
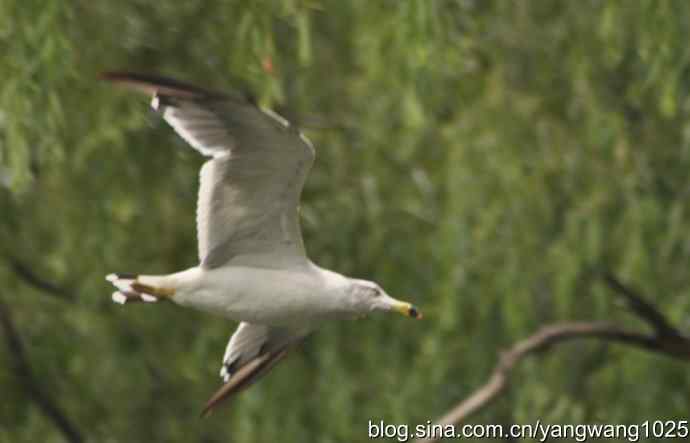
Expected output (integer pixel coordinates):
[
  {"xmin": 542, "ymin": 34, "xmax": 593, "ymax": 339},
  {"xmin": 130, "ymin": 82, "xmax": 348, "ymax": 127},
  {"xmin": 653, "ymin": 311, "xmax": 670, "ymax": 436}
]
[{"xmin": 101, "ymin": 72, "xmax": 422, "ymax": 416}]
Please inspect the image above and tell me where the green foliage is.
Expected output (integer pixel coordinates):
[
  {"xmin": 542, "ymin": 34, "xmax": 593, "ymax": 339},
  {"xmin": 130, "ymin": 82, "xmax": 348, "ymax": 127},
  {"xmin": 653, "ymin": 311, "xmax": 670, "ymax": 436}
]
[{"xmin": 1, "ymin": 1, "xmax": 689, "ymax": 441}]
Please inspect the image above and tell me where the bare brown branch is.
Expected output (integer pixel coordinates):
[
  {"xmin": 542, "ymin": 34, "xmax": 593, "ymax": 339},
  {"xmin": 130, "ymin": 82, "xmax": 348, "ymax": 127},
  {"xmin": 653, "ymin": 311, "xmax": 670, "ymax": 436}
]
[
  {"xmin": 414, "ymin": 274, "xmax": 690, "ymax": 443},
  {"xmin": 0, "ymin": 299, "xmax": 83, "ymax": 443}
]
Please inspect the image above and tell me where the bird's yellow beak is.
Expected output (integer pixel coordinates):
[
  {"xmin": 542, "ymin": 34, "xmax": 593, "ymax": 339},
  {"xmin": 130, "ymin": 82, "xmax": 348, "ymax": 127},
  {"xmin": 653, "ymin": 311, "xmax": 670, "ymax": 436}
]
[{"xmin": 392, "ymin": 301, "xmax": 423, "ymax": 319}]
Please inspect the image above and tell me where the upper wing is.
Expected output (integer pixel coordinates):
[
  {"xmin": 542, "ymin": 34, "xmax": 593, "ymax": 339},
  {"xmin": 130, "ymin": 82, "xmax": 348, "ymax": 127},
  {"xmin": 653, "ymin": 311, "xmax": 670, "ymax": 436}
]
[
  {"xmin": 202, "ymin": 322, "xmax": 305, "ymax": 416},
  {"xmin": 102, "ymin": 72, "xmax": 315, "ymax": 269}
]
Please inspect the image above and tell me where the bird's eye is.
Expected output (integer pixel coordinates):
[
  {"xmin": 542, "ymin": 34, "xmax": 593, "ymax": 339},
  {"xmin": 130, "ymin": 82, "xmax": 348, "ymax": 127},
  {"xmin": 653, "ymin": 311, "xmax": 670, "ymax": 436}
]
[{"xmin": 372, "ymin": 288, "xmax": 381, "ymax": 297}]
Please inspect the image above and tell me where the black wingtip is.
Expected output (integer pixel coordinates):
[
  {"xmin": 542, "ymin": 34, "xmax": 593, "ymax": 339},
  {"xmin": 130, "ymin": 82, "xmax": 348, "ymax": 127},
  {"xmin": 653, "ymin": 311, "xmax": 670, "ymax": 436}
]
[
  {"xmin": 99, "ymin": 71, "xmax": 227, "ymax": 99},
  {"xmin": 200, "ymin": 407, "xmax": 214, "ymax": 419},
  {"xmin": 98, "ymin": 71, "xmax": 130, "ymax": 82},
  {"xmin": 200, "ymin": 348, "xmax": 290, "ymax": 417}
]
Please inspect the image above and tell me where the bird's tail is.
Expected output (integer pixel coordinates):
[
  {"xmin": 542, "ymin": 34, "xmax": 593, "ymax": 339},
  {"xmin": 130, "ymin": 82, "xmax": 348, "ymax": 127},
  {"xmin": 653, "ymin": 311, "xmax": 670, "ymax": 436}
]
[{"xmin": 106, "ymin": 273, "xmax": 176, "ymax": 304}]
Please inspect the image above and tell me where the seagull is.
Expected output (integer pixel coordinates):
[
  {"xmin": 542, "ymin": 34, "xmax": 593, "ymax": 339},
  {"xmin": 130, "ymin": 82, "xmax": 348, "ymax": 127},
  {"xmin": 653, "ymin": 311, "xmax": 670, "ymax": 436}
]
[{"xmin": 101, "ymin": 72, "xmax": 422, "ymax": 416}]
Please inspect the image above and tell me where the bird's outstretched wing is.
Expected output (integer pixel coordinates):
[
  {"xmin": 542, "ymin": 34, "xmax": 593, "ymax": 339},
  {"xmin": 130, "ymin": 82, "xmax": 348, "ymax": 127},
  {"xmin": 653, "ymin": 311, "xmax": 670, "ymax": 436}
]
[
  {"xmin": 202, "ymin": 322, "xmax": 304, "ymax": 416},
  {"xmin": 101, "ymin": 72, "xmax": 315, "ymax": 269}
]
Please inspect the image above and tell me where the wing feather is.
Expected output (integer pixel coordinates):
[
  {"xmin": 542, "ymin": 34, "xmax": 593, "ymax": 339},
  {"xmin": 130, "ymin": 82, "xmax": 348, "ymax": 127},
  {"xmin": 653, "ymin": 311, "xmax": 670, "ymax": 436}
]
[
  {"xmin": 103, "ymin": 72, "xmax": 315, "ymax": 268},
  {"xmin": 201, "ymin": 323, "xmax": 305, "ymax": 416}
]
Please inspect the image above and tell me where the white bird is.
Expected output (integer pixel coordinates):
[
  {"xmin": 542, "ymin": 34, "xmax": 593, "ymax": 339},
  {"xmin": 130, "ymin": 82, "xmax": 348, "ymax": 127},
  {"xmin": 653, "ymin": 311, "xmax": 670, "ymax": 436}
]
[{"xmin": 101, "ymin": 72, "xmax": 422, "ymax": 416}]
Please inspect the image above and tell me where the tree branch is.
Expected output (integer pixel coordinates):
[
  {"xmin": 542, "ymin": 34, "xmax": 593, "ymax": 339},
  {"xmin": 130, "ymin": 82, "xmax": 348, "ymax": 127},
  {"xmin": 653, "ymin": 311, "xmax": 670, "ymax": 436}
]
[
  {"xmin": 601, "ymin": 271, "xmax": 679, "ymax": 338},
  {"xmin": 0, "ymin": 299, "xmax": 83, "ymax": 443},
  {"xmin": 6, "ymin": 256, "xmax": 73, "ymax": 301},
  {"xmin": 414, "ymin": 274, "xmax": 690, "ymax": 443}
]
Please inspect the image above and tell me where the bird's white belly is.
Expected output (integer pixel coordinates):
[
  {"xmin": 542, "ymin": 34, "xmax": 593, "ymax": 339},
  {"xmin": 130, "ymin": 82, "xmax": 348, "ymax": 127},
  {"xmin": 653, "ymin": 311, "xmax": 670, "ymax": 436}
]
[{"xmin": 171, "ymin": 266, "xmax": 337, "ymax": 325}]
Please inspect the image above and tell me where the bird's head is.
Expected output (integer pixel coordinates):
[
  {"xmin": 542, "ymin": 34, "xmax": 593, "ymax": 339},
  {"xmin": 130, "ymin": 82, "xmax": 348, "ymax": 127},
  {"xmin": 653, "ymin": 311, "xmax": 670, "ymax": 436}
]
[{"xmin": 347, "ymin": 279, "xmax": 422, "ymax": 319}]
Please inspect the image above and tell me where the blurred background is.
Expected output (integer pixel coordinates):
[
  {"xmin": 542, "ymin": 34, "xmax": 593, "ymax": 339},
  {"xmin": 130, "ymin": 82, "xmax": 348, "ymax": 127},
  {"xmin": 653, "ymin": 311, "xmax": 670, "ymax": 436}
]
[{"xmin": 1, "ymin": 1, "xmax": 690, "ymax": 441}]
